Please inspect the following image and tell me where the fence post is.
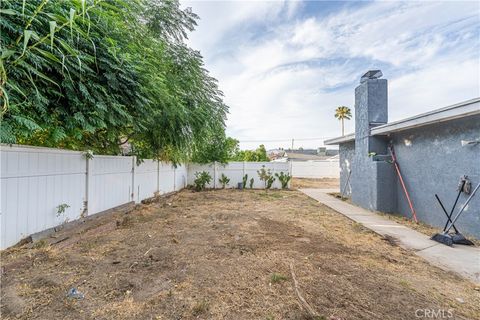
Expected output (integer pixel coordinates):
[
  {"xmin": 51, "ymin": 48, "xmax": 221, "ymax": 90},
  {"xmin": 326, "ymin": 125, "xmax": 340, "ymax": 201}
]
[
  {"xmin": 213, "ymin": 161, "xmax": 217, "ymax": 189},
  {"xmin": 86, "ymin": 156, "xmax": 94, "ymax": 216},
  {"xmin": 173, "ymin": 165, "xmax": 176, "ymax": 191},
  {"xmin": 131, "ymin": 156, "xmax": 136, "ymax": 203},
  {"xmin": 156, "ymin": 160, "xmax": 160, "ymax": 195}
]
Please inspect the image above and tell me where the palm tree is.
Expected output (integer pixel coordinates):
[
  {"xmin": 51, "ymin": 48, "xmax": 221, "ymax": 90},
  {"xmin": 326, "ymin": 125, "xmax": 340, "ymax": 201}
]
[{"xmin": 334, "ymin": 106, "xmax": 352, "ymax": 136}]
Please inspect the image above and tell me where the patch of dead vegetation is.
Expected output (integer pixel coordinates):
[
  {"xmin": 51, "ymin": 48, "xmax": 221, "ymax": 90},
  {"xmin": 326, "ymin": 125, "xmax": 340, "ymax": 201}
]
[
  {"xmin": 292, "ymin": 178, "xmax": 340, "ymax": 189},
  {"xmin": 1, "ymin": 189, "xmax": 479, "ymax": 320}
]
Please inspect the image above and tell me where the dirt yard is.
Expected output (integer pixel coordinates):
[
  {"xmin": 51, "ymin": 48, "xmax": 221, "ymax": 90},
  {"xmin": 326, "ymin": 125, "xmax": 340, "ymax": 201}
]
[
  {"xmin": 291, "ymin": 178, "xmax": 339, "ymax": 189},
  {"xmin": 1, "ymin": 189, "xmax": 479, "ymax": 320}
]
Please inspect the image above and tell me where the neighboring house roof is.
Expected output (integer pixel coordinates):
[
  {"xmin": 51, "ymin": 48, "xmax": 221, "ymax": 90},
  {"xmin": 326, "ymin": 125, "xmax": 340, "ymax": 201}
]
[
  {"xmin": 286, "ymin": 152, "xmax": 331, "ymax": 161},
  {"xmin": 324, "ymin": 97, "xmax": 480, "ymax": 145}
]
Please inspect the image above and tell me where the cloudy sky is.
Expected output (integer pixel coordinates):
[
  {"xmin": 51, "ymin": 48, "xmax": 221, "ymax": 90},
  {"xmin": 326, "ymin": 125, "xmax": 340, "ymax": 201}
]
[{"xmin": 181, "ymin": 0, "xmax": 480, "ymax": 150}]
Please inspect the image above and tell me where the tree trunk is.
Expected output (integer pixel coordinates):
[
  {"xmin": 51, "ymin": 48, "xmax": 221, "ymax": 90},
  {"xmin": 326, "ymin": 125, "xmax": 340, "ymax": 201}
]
[{"xmin": 341, "ymin": 119, "xmax": 345, "ymax": 136}]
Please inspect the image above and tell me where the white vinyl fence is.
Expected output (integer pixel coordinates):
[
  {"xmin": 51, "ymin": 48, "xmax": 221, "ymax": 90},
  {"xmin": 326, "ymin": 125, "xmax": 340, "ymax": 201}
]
[
  {"xmin": 188, "ymin": 161, "xmax": 291, "ymax": 189},
  {"xmin": 0, "ymin": 144, "xmax": 186, "ymax": 249},
  {"xmin": 291, "ymin": 160, "xmax": 339, "ymax": 179}
]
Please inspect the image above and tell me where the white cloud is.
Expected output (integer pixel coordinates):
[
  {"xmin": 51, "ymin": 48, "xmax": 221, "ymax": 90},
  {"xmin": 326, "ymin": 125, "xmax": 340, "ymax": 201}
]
[{"xmin": 181, "ymin": 0, "xmax": 480, "ymax": 150}]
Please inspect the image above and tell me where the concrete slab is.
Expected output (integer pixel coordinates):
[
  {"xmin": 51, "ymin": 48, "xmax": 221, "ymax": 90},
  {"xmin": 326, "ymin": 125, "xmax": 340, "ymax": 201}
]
[{"xmin": 300, "ymin": 188, "xmax": 480, "ymax": 284}]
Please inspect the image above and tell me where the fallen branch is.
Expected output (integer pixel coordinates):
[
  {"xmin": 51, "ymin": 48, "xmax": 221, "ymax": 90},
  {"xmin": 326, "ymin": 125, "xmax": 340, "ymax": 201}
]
[{"xmin": 290, "ymin": 262, "xmax": 317, "ymax": 318}]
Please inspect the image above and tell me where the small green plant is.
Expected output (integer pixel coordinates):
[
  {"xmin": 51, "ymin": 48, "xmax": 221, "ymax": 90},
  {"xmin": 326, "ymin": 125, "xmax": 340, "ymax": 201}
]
[
  {"xmin": 242, "ymin": 174, "xmax": 249, "ymax": 189},
  {"xmin": 266, "ymin": 176, "xmax": 275, "ymax": 189},
  {"xmin": 249, "ymin": 177, "xmax": 254, "ymax": 189},
  {"xmin": 257, "ymin": 166, "xmax": 275, "ymax": 189},
  {"xmin": 275, "ymin": 172, "xmax": 291, "ymax": 189},
  {"xmin": 270, "ymin": 273, "xmax": 288, "ymax": 283},
  {"xmin": 56, "ymin": 203, "xmax": 70, "ymax": 217},
  {"xmin": 192, "ymin": 299, "xmax": 209, "ymax": 316},
  {"xmin": 194, "ymin": 171, "xmax": 212, "ymax": 191},
  {"xmin": 219, "ymin": 173, "xmax": 230, "ymax": 189}
]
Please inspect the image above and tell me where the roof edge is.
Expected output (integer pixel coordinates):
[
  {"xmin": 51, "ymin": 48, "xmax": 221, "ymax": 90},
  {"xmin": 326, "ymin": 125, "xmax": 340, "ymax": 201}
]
[
  {"xmin": 372, "ymin": 97, "xmax": 480, "ymax": 136},
  {"xmin": 324, "ymin": 133, "xmax": 355, "ymax": 145}
]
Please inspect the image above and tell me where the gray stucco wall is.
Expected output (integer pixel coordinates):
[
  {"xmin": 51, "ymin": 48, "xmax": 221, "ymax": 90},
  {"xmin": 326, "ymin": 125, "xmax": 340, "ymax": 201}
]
[
  {"xmin": 339, "ymin": 141, "xmax": 355, "ymax": 196},
  {"xmin": 391, "ymin": 115, "xmax": 480, "ymax": 238}
]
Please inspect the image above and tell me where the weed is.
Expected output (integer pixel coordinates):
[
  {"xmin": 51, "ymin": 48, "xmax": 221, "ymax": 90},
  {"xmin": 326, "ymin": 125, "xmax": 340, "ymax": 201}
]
[
  {"xmin": 56, "ymin": 203, "xmax": 70, "ymax": 217},
  {"xmin": 33, "ymin": 239, "xmax": 49, "ymax": 249},
  {"xmin": 192, "ymin": 299, "xmax": 209, "ymax": 316},
  {"xmin": 270, "ymin": 273, "xmax": 288, "ymax": 283},
  {"xmin": 219, "ymin": 173, "xmax": 230, "ymax": 189},
  {"xmin": 249, "ymin": 177, "xmax": 254, "ymax": 189}
]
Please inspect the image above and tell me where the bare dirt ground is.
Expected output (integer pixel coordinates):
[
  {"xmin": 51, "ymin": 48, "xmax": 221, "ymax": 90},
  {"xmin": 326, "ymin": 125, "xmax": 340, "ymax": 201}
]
[
  {"xmin": 1, "ymin": 189, "xmax": 479, "ymax": 320},
  {"xmin": 291, "ymin": 178, "xmax": 339, "ymax": 189}
]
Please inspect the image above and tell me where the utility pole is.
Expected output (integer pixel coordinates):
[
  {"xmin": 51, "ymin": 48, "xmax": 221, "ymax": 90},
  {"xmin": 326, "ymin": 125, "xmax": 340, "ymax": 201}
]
[{"xmin": 291, "ymin": 138, "xmax": 294, "ymax": 150}]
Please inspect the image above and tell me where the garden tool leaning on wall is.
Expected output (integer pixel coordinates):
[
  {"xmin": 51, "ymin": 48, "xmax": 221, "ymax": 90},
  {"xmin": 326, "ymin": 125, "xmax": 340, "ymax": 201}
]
[{"xmin": 431, "ymin": 176, "xmax": 477, "ymax": 246}]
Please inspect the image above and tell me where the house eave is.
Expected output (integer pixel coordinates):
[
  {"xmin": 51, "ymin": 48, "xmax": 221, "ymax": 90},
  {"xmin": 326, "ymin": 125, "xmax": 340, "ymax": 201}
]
[
  {"xmin": 371, "ymin": 97, "xmax": 480, "ymax": 136},
  {"xmin": 324, "ymin": 133, "xmax": 355, "ymax": 145}
]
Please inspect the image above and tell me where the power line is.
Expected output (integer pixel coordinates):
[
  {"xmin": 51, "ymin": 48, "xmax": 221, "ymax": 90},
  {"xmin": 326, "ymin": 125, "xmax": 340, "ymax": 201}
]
[{"xmin": 237, "ymin": 137, "xmax": 337, "ymax": 143}]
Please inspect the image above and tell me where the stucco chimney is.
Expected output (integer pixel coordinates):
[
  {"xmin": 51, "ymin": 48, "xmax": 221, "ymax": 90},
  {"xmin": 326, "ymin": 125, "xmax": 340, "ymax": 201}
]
[{"xmin": 351, "ymin": 70, "xmax": 395, "ymax": 212}]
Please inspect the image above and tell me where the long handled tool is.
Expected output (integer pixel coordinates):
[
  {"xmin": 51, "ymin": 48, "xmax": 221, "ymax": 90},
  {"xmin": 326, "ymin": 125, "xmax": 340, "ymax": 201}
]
[
  {"xmin": 388, "ymin": 145, "xmax": 418, "ymax": 223},
  {"xmin": 340, "ymin": 169, "xmax": 352, "ymax": 200},
  {"xmin": 432, "ymin": 183, "xmax": 479, "ymax": 246},
  {"xmin": 433, "ymin": 192, "xmax": 474, "ymax": 245}
]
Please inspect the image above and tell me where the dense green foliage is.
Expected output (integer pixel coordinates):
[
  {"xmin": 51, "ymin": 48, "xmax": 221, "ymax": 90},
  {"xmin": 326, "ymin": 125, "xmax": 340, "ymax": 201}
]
[
  {"xmin": 0, "ymin": 0, "xmax": 227, "ymax": 162},
  {"xmin": 230, "ymin": 144, "xmax": 269, "ymax": 162}
]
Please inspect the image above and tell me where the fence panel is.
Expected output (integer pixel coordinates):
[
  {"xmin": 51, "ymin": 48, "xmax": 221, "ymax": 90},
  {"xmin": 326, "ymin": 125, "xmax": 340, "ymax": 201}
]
[
  {"xmin": 217, "ymin": 162, "xmax": 244, "ymax": 188},
  {"xmin": 175, "ymin": 165, "xmax": 188, "ymax": 191},
  {"xmin": 291, "ymin": 160, "xmax": 339, "ymax": 179},
  {"xmin": 159, "ymin": 162, "xmax": 176, "ymax": 194},
  {"xmin": 1, "ymin": 145, "xmax": 86, "ymax": 248},
  {"xmin": 89, "ymin": 155, "xmax": 133, "ymax": 214},
  {"xmin": 134, "ymin": 160, "xmax": 158, "ymax": 202}
]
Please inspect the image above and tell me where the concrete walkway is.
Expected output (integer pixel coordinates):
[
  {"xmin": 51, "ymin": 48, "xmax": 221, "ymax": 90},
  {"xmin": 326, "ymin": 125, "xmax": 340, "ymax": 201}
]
[{"xmin": 300, "ymin": 188, "xmax": 480, "ymax": 284}]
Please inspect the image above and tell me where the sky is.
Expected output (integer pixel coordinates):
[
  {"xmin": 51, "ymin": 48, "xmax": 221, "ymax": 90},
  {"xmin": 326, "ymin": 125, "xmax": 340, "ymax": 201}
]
[{"xmin": 181, "ymin": 0, "xmax": 480, "ymax": 150}]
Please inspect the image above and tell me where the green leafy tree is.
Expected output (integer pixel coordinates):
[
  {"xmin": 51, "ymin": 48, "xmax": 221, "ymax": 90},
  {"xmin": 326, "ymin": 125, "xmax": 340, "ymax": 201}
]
[
  {"xmin": 334, "ymin": 106, "xmax": 352, "ymax": 136},
  {"xmin": 232, "ymin": 144, "xmax": 269, "ymax": 162},
  {"xmin": 191, "ymin": 135, "xmax": 239, "ymax": 164},
  {"xmin": 0, "ymin": 0, "xmax": 227, "ymax": 163}
]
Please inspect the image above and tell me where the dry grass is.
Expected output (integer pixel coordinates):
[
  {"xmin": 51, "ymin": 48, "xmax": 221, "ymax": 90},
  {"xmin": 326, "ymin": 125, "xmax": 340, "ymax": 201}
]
[
  {"xmin": 291, "ymin": 178, "xmax": 339, "ymax": 189},
  {"xmin": 1, "ymin": 189, "xmax": 479, "ymax": 320}
]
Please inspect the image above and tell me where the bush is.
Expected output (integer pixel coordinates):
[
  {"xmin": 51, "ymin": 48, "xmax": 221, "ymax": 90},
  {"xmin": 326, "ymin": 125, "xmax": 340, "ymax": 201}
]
[
  {"xmin": 249, "ymin": 178, "xmax": 254, "ymax": 189},
  {"xmin": 219, "ymin": 173, "xmax": 230, "ymax": 189},
  {"xmin": 242, "ymin": 174, "xmax": 248, "ymax": 189},
  {"xmin": 257, "ymin": 166, "xmax": 275, "ymax": 189},
  {"xmin": 194, "ymin": 171, "xmax": 212, "ymax": 191},
  {"xmin": 275, "ymin": 172, "xmax": 291, "ymax": 189}
]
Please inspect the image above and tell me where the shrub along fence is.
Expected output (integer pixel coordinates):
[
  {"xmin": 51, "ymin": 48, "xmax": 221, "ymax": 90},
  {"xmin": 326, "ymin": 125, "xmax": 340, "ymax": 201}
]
[
  {"xmin": 187, "ymin": 162, "xmax": 291, "ymax": 189},
  {"xmin": 0, "ymin": 144, "xmax": 187, "ymax": 249},
  {"xmin": 1, "ymin": 146, "xmax": 291, "ymax": 249}
]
